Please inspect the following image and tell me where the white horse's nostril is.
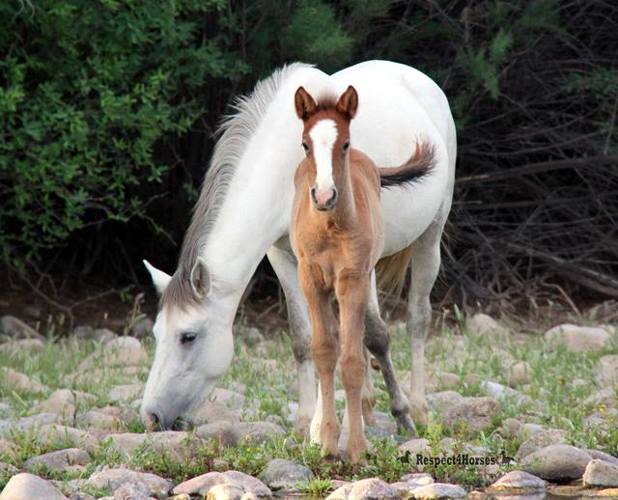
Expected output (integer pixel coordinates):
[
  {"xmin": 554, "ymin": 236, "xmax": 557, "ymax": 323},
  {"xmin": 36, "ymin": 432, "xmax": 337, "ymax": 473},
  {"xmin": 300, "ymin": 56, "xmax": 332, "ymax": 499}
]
[{"xmin": 313, "ymin": 187, "xmax": 336, "ymax": 208}]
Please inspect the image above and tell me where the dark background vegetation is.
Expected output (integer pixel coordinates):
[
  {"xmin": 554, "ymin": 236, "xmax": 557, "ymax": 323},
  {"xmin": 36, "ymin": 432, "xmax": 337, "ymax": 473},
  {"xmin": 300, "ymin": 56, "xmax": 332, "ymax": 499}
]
[{"xmin": 1, "ymin": 0, "xmax": 617, "ymax": 319}]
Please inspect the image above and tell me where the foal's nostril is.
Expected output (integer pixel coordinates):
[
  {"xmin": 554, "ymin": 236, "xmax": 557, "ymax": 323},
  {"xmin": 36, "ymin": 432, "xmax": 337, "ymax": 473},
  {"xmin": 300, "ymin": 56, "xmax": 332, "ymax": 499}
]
[{"xmin": 144, "ymin": 411, "xmax": 160, "ymax": 432}]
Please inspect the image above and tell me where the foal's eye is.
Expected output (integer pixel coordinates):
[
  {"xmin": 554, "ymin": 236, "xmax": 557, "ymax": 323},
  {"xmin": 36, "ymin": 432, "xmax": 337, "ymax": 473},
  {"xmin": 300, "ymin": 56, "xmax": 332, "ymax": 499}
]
[
  {"xmin": 180, "ymin": 332, "xmax": 197, "ymax": 345},
  {"xmin": 302, "ymin": 142, "xmax": 309, "ymax": 153},
  {"xmin": 342, "ymin": 141, "xmax": 350, "ymax": 152}
]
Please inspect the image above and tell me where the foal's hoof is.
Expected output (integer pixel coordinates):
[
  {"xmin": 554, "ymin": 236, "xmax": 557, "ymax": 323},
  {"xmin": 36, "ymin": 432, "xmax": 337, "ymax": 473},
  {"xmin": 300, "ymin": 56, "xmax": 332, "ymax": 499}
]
[
  {"xmin": 409, "ymin": 395, "xmax": 429, "ymax": 427},
  {"xmin": 396, "ymin": 412, "xmax": 418, "ymax": 437}
]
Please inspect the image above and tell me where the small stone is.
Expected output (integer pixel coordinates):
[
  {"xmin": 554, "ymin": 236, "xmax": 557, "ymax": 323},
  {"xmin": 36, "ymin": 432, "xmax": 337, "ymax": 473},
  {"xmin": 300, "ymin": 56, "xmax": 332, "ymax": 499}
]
[
  {"xmin": 173, "ymin": 470, "xmax": 272, "ymax": 497},
  {"xmin": 76, "ymin": 410, "xmax": 122, "ymax": 430},
  {"xmin": 35, "ymin": 389, "xmax": 96, "ymax": 417},
  {"xmin": 600, "ymin": 355, "xmax": 618, "ymax": 387},
  {"xmin": 521, "ymin": 444, "xmax": 592, "ymax": 481},
  {"xmin": 0, "ymin": 439, "xmax": 17, "ymax": 460},
  {"xmin": 0, "ymin": 315, "xmax": 45, "ymax": 340},
  {"xmin": 480, "ymin": 381, "xmax": 533, "ymax": 407},
  {"xmin": 1, "ymin": 368, "xmax": 47, "ymax": 393},
  {"xmin": 236, "ymin": 421, "xmax": 285, "ymax": 444},
  {"xmin": 35, "ymin": 424, "xmax": 100, "ymax": 453},
  {"xmin": 584, "ymin": 388, "xmax": 617, "ymax": 409},
  {"xmin": 0, "ymin": 413, "xmax": 62, "ymax": 435},
  {"xmin": 398, "ymin": 438, "xmax": 430, "ymax": 456},
  {"xmin": 244, "ymin": 327, "xmax": 264, "ymax": 347},
  {"xmin": 0, "ymin": 472, "xmax": 68, "ymax": 499},
  {"xmin": 130, "ymin": 317, "xmax": 154, "ymax": 338},
  {"xmin": 466, "ymin": 313, "xmax": 508, "ymax": 337},
  {"xmin": 412, "ymin": 483, "xmax": 466, "ymax": 499},
  {"xmin": 68, "ymin": 491, "xmax": 95, "ymax": 500},
  {"xmin": 260, "ymin": 458, "xmax": 313, "ymax": 490},
  {"xmin": 206, "ymin": 483, "xmax": 245, "ymax": 500},
  {"xmin": 586, "ymin": 449, "xmax": 618, "ymax": 466},
  {"xmin": 401, "ymin": 473, "xmax": 433, "ymax": 485},
  {"xmin": 508, "ymin": 361, "xmax": 532, "ymax": 387},
  {"xmin": 107, "ymin": 431, "xmax": 204, "ymax": 462},
  {"xmin": 79, "ymin": 337, "xmax": 148, "ymax": 370},
  {"xmin": 87, "ymin": 468, "xmax": 172, "ymax": 497},
  {"xmin": 583, "ymin": 459, "xmax": 618, "ymax": 487},
  {"xmin": 442, "ymin": 396, "xmax": 500, "ymax": 432},
  {"xmin": 545, "ymin": 324, "xmax": 610, "ymax": 353},
  {"xmin": 463, "ymin": 373, "xmax": 481, "ymax": 386},
  {"xmin": 0, "ymin": 338, "xmax": 45, "ymax": 353},
  {"xmin": 113, "ymin": 481, "xmax": 153, "ymax": 500},
  {"xmin": 327, "ymin": 478, "xmax": 399, "ymax": 500},
  {"xmin": 487, "ymin": 470, "xmax": 546, "ymax": 492},
  {"xmin": 211, "ymin": 388, "xmax": 246, "ymax": 410},
  {"xmin": 0, "ymin": 462, "xmax": 18, "ymax": 476},
  {"xmin": 24, "ymin": 448, "xmax": 90, "ymax": 472},
  {"xmin": 23, "ymin": 306, "xmax": 42, "ymax": 319},
  {"xmin": 516, "ymin": 428, "xmax": 568, "ymax": 460},
  {"xmin": 196, "ymin": 421, "xmax": 242, "ymax": 447},
  {"xmin": 193, "ymin": 401, "xmax": 241, "ymax": 425},
  {"xmin": 426, "ymin": 391, "xmax": 465, "ymax": 414},
  {"xmin": 72, "ymin": 325, "xmax": 94, "ymax": 339},
  {"xmin": 107, "ymin": 383, "xmax": 143, "ymax": 404}
]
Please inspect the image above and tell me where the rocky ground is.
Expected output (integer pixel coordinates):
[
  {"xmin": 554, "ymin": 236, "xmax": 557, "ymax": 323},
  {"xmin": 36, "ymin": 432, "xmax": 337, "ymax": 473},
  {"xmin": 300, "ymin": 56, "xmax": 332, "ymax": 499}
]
[{"xmin": 0, "ymin": 312, "xmax": 617, "ymax": 499}]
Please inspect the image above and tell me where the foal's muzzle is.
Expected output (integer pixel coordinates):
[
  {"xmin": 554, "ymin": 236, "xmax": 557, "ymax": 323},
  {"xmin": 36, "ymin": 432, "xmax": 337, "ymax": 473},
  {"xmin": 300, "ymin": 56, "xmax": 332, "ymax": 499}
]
[{"xmin": 311, "ymin": 186, "xmax": 338, "ymax": 211}]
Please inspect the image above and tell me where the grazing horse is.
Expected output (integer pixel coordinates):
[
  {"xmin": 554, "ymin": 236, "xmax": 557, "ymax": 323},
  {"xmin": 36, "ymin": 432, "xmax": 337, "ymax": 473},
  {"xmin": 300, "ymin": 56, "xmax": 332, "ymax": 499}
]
[
  {"xmin": 291, "ymin": 85, "xmax": 434, "ymax": 461},
  {"xmin": 140, "ymin": 61, "xmax": 456, "ymax": 436}
]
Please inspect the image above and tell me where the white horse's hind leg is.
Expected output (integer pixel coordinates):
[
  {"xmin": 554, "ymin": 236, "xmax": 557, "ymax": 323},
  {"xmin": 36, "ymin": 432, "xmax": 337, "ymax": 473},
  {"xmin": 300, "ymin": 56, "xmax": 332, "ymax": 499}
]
[
  {"xmin": 267, "ymin": 245, "xmax": 316, "ymax": 434},
  {"xmin": 408, "ymin": 222, "xmax": 443, "ymax": 427}
]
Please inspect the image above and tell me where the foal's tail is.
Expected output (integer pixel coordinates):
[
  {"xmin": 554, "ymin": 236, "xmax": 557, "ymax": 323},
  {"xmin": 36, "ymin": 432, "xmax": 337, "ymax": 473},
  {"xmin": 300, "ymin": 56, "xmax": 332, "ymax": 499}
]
[{"xmin": 379, "ymin": 140, "xmax": 435, "ymax": 188}]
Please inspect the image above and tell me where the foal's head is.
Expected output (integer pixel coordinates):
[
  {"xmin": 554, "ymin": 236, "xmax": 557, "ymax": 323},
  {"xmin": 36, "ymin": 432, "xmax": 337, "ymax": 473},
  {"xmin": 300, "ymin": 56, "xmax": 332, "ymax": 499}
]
[{"xmin": 294, "ymin": 85, "xmax": 358, "ymax": 211}]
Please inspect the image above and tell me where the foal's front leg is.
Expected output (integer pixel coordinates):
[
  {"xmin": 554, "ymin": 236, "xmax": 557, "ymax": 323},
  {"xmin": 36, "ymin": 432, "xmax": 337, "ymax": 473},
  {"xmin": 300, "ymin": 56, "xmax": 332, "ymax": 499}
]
[
  {"xmin": 298, "ymin": 262, "xmax": 340, "ymax": 456},
  {"xmin": 337, "ymin": 273, "xmax": 370, "ymax": 463}
]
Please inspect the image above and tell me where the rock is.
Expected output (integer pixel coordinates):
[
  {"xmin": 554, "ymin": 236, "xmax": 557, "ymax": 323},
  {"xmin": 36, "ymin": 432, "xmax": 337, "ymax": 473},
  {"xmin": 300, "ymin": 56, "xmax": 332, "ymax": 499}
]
[
  {"xmin": 545, "ymin": 324, "xmax": 611, "ymax": 353},
  {"xmin": 206, "ymin": 483, "xmax": 244, "ymax": 500},
  {"xmin": 197, "ymin": 421, "xmax": 242, "ymax": 446},
  {"xmin": 426, "ymin": 391, "xmax": 465, "ymax": 414},
  {"xmin": 24, "ymin": 448, "xmax": 90, "ymax": 472},
  {"xmin": 516, "ymin": 428, "xmax": 568, "ymax": 460},
  {"xmin": 398, "ymin": 438, "xmax": 431, "ymax": 456},
  {"xmin": 35, "ymin": 389, "xmax": 96, "ymax": 417},
  {"xmin": 508, "ymin": 361, "xmax": 532, "ymax": 387},
  {"xmin": 76, "ymin": 410, "xmax": 122, "ymax": 430},
  {"xmin": 193, "ymin": 401, "xmax": 241, "ymax": 425},
  {"xmin": 260, "ymin": 459, "xmax": 313, "ymax": 489},
  {"xmin": 427, "ymin": 372, "xmax": 460, "ymax": 392},
  {"xmin": 107, "ymin": 431, "xmax": 204, "ymax": 461},
  {"xmin": 327, "ymin": 478, "xmax": 399, "ymax": 500},
  {"xmin": 600, "ymin": 355, "xmax": 618, "ymax": 387},
  {"xmin": 466, "ymin": 313, "xmax": 508, "ymax": 337},
  {"xmin": 236, "ymin": 421, "xmax": 285, "ymax": 444},
  {"xmin": 0, "ymin": 439, "xmax": 17, "ymax": 460},
  {"xmin": 0, "ymin": 462, "xmax": 18, "ymax": 476},
  {"xmin": 35, "ymin": 424, "xmax": 100, "ymax": 453},
  {"xmin": 487, "ymin": 470, "xmax": 546, "ymax": 492},
  {"xmin": 87, "ymin": 468, "xmax": 172, "ymax": 497},
  {"xmin": 1, "ymin": 368, "xmax": 47, "ymax": 393},
  {"xmin": 107, "ymin": 383, "xmax": 143, "ymax": 404},
  {"xmin": 113, "ymin": 481, "xmax": 154, "ymax": 500},
  {"xmin": 521, "ymin": 444, "xmax": 592, "ymax": 481},
  {"xmin": 0, "ymin": 338, "xmax": 45, "ymax": 353},
  {"xmin": 211, "ymin": 388, "xmax": 246, "ymax": 410},
  {"xmin": 442, "ymin": 397, "xmax": 500, "ymax": 432},
  {"xmin": 0, "ymin": 315, "xmax": 45, "ymax": 340},
  {"xmin": 173, "ymin": 471, "xmax": 272, "ymax": 497},
  {"xmin": 584, "ymin": 388, "xmax": 617, "ymax": 409},
  {"xmin": 412, "ymin": 483, "xmax": 466, "ymax": 499},
  {"xmin": 0, "ymin": 413, "xmax": 62, "ymax": 435},
  {"xmin": 0, "ymin": 473, "xmax": 68, "ymax": 499},
  {"xmin": 79, "ymin": 337, "xmax": 148, "ymax": 370},
  {"xmin": 480, "ymin": 381, "xmax": 534, "ymax": 407},
  {"xmin": 73, "ymin": 326, "xmax": 116, "ymax": 342},
  {"xmin": 401, "ymin": 473, "xmax": 434, "ymax": 485},
  {"xmin": 586, "ymin": 449, "xmax": 618, "ymax": 466},
  {"xmin": 131, "ymin": 317, "xmax": 154, "ymax": 338},
  {"xmin": 23, "ymin": 306, "xmax": 41, "ymax": 319},
  {"xmin": 244, "ymin": 327, "xmax": 264, "ymax": 347},
  {"xmin": 583, "ymin": 459, "xmax": 618, "ymax": 487}
]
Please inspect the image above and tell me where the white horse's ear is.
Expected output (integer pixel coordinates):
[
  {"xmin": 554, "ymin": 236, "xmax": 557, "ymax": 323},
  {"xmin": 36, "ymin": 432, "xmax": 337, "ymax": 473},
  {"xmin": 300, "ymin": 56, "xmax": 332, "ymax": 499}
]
[
  {"xmin": 190, "ymin": 257, "xmax": 211, "ymax": 299},
  {"xmin": 143, "ymin": 260, "xmax": 172, "ymax": 296}
]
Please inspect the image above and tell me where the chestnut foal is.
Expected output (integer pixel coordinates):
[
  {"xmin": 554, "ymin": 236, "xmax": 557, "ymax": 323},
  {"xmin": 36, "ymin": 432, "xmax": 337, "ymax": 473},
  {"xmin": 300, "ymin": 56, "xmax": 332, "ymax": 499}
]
[{"xmin": 290, "ymin": 85, "xmax": 434, "ymax": 462}]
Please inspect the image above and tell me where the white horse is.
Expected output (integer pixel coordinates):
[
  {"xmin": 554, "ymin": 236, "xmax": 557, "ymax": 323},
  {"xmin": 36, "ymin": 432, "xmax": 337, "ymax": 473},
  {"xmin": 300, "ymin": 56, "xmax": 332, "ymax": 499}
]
[{"xmin": 140, "ymin": 60, "xmax": 456, "ymax": 437}]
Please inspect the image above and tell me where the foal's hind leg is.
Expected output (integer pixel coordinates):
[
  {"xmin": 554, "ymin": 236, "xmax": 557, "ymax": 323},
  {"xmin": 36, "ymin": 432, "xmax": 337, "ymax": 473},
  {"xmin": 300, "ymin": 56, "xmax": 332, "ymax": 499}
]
[
  {"xmin": 408, "ymin": 223, "xmax": 443, "ymax": 426},
  {"xmin": 364, "ymin": 271, "xmax": 416, "ymax": 435}
]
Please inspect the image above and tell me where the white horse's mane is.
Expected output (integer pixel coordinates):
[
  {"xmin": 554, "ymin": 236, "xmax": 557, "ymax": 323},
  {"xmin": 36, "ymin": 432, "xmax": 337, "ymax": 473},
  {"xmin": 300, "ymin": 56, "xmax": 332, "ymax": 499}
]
[{"xmin": 162, "ymin": 62, "xmax": 311, "ymax": 309}]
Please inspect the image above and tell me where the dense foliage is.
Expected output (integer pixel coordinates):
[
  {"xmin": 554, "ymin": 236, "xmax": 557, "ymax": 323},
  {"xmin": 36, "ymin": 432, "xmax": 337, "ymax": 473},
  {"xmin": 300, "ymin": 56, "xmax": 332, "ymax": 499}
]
[{"xmin": 1, "ymin": 0, "xmax": 616, "ymax": 305}]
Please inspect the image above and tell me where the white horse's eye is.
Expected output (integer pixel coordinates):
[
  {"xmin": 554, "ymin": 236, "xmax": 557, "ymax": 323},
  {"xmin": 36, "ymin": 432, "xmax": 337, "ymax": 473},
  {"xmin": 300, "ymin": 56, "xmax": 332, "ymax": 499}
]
[
  {"xmin": 342, "ymin": 140, "xmax": 350, "ymax": 152},
  {"xmin": 302, "ymin": 142, "xmax": 309, "ymax": 153},
  {"xmin": 180, "ymin": 332, "xmax": 197, "ymax": 345}
]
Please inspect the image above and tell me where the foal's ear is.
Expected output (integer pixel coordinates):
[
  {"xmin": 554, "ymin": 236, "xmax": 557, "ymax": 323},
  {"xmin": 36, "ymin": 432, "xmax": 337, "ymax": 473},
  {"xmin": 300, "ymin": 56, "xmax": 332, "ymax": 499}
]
[
  {"xmin": 190, "ymin": 257, "xmax": 211, "ymax": 299},
  {"xmin": 336, "ymin": 85, "xmax": 358, "ymax": 120},
  {"xmin": 295, "ymin": 86, "xmax": 318, "ymax": 120},
  {"xmin": 143, "ymin": 260, "xmax": 172, "ymax": 296}
]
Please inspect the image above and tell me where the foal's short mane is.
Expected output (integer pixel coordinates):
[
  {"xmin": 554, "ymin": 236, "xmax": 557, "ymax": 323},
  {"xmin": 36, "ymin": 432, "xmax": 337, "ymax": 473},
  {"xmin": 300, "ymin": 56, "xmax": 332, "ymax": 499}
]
[{"xmin": 162, "ymin": 63, "xmax": 311, "ymax": 310}]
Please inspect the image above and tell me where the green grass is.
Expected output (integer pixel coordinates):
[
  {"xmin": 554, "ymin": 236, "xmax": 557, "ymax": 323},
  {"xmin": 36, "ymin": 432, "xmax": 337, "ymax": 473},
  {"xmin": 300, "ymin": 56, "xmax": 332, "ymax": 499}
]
[{"xmin": 0, "ymin": 315, "xmax": 616, "ymax": 497}]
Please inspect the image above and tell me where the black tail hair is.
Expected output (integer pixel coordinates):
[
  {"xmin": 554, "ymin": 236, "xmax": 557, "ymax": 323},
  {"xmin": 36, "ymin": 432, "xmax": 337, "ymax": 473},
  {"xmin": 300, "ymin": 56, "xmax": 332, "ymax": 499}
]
[{"xmin": 379, "ymin": 141, "xmax": 435, "ymax": 188}]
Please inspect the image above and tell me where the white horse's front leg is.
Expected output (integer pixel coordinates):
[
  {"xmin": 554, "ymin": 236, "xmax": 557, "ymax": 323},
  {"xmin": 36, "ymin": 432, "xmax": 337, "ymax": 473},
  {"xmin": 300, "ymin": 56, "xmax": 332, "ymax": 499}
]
[{"xmin": 267, "ymin": 244, "xmax": 316, "ymax": 434}]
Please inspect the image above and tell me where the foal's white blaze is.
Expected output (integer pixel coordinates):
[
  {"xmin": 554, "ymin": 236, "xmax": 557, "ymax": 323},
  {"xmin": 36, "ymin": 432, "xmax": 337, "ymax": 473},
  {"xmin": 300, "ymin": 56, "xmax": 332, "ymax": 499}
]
[{"xmin": 309, "ymin": 119, "xmax": 338, "ymax": 191}]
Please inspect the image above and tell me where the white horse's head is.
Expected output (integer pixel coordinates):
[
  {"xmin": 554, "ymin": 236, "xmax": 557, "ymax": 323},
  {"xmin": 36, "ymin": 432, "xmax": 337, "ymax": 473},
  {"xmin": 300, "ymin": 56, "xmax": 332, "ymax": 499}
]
[{"xmin": 140, "ymin": 258, "xmax": 234, "ymax": 431}]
